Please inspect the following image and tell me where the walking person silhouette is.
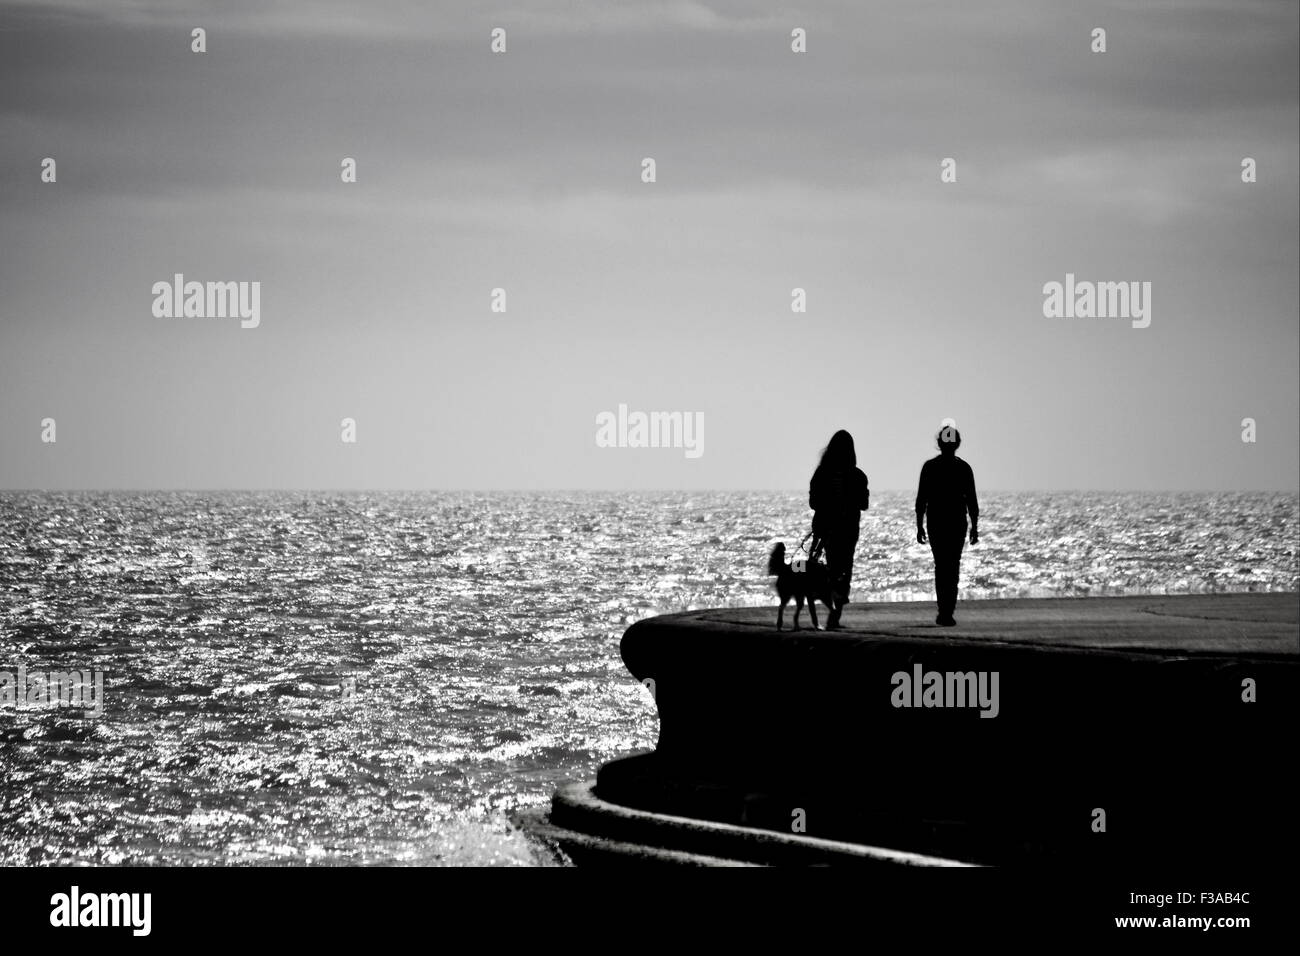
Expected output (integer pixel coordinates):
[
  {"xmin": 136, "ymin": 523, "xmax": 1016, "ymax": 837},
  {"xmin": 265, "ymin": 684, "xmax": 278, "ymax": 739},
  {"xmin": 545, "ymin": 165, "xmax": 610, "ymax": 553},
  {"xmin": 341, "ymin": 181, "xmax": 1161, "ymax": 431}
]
[
  {"xmin": 915, "ymin": 425, "xmax": 979, "ymax": 626},
  {"xmin": 809, "ymin": 430, "xmax": 869, "ymax": 630}
]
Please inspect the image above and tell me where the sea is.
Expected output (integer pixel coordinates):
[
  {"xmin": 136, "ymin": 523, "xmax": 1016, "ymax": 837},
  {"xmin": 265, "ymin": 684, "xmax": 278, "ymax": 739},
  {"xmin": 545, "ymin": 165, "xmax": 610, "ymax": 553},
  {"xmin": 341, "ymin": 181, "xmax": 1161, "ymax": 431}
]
[{"xmin": 1, "ymin": 491, "xmax": 1296, "ymax": 865}]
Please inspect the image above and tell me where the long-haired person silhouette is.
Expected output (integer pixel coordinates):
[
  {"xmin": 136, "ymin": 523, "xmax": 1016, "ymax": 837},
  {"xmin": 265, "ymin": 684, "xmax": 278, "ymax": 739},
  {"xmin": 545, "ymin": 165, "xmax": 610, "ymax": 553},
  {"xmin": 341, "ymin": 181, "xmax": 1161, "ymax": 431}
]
[
  {"xmin": 915, "ymin": 425, "xmax": 980, "ymax": 626},
  {"xmin": 808, "ymin": 430, "xmax": 870, "ymax": 629}
]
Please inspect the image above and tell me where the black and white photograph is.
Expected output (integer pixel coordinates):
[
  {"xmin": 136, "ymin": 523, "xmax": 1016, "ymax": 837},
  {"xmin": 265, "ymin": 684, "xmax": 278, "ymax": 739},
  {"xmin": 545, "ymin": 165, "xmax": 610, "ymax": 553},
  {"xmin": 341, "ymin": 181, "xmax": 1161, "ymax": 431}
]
[{"xmin": 1, "ymin": 0, "xmax": 1297, "ymax": 940}]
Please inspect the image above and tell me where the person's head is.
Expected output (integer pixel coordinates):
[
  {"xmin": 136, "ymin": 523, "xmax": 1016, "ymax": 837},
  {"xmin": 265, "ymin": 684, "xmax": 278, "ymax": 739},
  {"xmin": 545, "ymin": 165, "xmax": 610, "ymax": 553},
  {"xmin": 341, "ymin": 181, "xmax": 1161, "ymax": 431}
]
[
  {"xmin": 819, "ymin": 430, "xmax": 856, "ymax": 470},
  {"xmin": 937, "ymin": 425, "xmax": 961, "ymax": 456}
]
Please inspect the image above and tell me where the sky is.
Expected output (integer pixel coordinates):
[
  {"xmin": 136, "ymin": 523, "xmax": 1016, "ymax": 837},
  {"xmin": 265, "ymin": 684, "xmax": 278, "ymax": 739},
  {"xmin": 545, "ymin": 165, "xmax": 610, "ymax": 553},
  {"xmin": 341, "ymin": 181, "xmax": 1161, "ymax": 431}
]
[{"xmin": 1, "ymin": 0, "xmax": 1297, "ymax": 491}]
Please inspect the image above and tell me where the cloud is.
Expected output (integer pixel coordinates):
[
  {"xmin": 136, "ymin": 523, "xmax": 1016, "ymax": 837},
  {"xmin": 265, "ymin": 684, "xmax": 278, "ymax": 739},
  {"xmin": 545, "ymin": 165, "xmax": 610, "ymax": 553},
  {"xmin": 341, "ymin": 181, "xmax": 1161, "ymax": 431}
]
[
  {"xmin": 495, "ymin": 0, "xmax": 796, "ymax": 35},
  {"xmin": 0, "ymin": 0, "xmax": 439, "ymax": 38},
  {"xmin": 0, "ymin": 0, "xmax": 801, "ymax": 39}
]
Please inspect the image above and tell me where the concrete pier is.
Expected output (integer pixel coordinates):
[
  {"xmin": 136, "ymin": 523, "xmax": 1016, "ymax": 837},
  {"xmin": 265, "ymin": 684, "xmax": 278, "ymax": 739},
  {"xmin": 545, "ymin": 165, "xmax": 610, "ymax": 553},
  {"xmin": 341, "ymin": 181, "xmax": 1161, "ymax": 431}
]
[{"xmin": 525, "ymin": 593, "xmax": 1298, "ymax": 866}]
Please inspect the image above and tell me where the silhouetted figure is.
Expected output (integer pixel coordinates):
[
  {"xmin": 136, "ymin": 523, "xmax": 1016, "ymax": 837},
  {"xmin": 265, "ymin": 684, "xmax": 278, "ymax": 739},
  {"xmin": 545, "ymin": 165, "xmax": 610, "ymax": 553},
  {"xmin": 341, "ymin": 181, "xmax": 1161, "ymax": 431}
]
[
  {"xmin": 915, "ymin": 426, "xmax": 979, "ymax": 626},
  {"xmin": 809, "ymin": 430, "xmax": 869, "ymax": 629}
]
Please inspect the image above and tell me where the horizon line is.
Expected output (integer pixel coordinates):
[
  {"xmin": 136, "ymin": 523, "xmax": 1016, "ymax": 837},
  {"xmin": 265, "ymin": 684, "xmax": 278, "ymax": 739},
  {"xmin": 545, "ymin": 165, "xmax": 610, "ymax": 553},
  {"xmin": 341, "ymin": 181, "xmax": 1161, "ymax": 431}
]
[{"xmin": 1, "ymin": 487, "xmax": 1297, "ymax": 496}]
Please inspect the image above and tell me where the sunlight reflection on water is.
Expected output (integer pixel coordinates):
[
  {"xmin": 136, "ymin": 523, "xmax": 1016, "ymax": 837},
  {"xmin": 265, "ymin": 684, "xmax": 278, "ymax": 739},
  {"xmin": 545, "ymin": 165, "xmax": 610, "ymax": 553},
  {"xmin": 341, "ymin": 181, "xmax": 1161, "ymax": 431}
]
[{"xmin": 1, "ymin": 490, "xmax": 1295, "ymax": 864}]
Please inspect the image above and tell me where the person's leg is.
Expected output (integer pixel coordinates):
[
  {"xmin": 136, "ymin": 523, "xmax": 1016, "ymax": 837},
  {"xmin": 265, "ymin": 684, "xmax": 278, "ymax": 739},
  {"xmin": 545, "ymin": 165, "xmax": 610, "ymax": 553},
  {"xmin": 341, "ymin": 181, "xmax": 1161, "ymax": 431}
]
[
  {"xmin": 951, "ymin": 525, "xmax": 967, "ymax": 616},
  {"xmin": 841, "ymin": 533, "xmax": 858, "ymax": 605},
  {"xmin": 829, "ymin": 536, "xmax": 854, "ymax": 601},
  {"xmin": 929, "ymin": 536, "xmax": 947, "ymax": 619},
  {"xmin": 938, "ymin": 526, "xmax": 966, "ymax": 620},
  {"xmin": 825, "ymin": 532, "xmax": 857, "ymax": 627},
  {"xmin": 929, "ymin": 522, "xmax": 964, "ymax": 622},
  {"xmin": 822, "ymin": 535, "xmax": 844, "ymax": 626},
  {"xmin": 941, "ymin": 547, "xmax": 958, "ymax": 618},
  {"xmin": 930, "ymin": 541, "xmax": 951, "ymax": 616}
]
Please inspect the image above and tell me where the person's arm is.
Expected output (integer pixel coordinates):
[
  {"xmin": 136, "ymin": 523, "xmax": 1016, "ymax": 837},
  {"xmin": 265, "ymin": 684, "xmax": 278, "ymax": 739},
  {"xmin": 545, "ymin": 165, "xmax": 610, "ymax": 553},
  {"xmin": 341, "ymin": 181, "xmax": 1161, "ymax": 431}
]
[
  {"xmin": 859, "ymin": 470, "xmax": 870, "ymax": 511},
  {"xmin": 915, "ymin": 465, "xmax": 928, "ymax": 544},
  {"xmin": 966, "ymin": 462, "xmax": 980, "ymax": 544},
  {"xmin": 809, "ymin": 474, "xmax": 819, "ymax": 513}
]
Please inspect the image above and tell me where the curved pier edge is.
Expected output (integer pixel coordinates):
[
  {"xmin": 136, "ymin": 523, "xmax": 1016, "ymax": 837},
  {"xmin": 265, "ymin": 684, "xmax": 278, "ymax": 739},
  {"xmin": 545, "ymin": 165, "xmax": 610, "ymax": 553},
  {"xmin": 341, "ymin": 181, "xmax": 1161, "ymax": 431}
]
[
  {"xmin": 515, "ymin": 775, "xmax": 975, "ymax": 867},
  {"xmin": 613, "ymin": 593, "xmax": 1299, "ymax": 865},
  {"xmin": 525, "ymin": 593, "xmax": 1298, "ymax": 866}
]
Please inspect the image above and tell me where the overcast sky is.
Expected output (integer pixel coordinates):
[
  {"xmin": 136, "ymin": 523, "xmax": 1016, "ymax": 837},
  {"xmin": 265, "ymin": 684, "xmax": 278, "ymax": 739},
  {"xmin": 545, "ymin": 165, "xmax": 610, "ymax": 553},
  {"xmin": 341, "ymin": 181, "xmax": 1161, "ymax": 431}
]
[{"xmin": 1, "ymin": 0, "xmax": 1296, "ymax": 491}]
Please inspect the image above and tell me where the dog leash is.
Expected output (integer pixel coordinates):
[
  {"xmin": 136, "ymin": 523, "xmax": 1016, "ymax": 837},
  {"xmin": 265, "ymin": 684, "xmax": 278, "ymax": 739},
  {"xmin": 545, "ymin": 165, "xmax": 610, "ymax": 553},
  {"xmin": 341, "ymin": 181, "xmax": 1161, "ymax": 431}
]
[{"xmin": 795, "ymin": 530, "xmax": 825, "ymax": 563}]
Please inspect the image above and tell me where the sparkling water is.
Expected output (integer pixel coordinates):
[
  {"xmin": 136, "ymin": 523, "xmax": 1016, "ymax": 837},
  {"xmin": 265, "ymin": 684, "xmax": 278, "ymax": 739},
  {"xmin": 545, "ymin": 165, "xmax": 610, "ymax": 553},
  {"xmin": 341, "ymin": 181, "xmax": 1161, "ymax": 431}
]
[{"xmin": 1, "ymin": 491, "xmax": 1295, "ymax": 865}]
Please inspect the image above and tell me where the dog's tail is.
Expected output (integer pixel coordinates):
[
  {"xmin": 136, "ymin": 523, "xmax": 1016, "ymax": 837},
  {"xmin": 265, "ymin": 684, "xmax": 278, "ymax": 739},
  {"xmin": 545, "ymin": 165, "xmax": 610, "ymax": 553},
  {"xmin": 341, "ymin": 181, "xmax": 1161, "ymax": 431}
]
[{"xmin": 767, "ymin": 542, "xmax": 786, "ymax": 576}]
